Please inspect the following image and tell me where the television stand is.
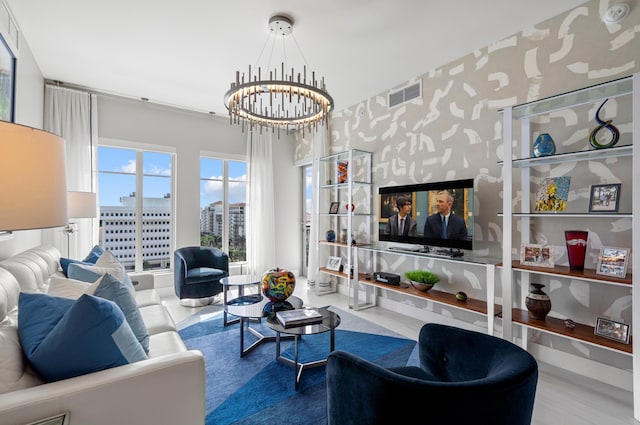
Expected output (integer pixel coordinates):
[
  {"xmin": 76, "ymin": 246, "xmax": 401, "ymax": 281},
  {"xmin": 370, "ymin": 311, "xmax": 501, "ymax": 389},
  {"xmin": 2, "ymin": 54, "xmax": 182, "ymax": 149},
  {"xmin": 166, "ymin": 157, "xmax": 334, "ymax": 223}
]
[{"xmin": 426, "ymin": 247, "xmax": 464, "ymax": 258}]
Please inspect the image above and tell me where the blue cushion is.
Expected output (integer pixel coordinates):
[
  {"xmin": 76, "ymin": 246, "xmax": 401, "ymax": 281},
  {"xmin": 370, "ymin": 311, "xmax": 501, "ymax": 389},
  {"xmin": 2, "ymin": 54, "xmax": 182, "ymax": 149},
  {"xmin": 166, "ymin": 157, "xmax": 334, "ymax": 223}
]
[
  {"xmin": 93, "ymin": 273, "xmax": 149, "ymax": 353},
  {"xmin": 18, "ymin": 292, "xmax": 148, "ymax": 382},
  {"xmin": 67, "ymin": 251, "xmax": 134, "ymax": 294},
  {"xmin": 60, "ymin": 257, "xmax": 93, "ymax": 277},
  {"xmin": 82, "ymin": 245, "xmax": 105, "ymax": 264}
]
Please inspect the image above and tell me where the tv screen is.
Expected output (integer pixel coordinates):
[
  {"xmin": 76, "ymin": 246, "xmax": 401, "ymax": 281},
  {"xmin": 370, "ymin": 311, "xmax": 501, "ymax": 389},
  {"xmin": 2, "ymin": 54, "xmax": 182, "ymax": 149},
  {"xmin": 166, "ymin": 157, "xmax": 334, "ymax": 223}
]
[{"xmin": 378, "ymin": 178, "xmax": 474, "ymax": 253}]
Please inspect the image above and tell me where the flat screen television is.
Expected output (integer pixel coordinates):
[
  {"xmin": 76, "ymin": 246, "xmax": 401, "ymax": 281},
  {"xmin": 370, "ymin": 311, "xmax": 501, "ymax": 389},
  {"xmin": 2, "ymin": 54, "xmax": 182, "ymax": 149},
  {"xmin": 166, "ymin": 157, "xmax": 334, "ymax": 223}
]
[{"xmin": 378, "ymin": 178, "xmax": 474, "ymax": 255}]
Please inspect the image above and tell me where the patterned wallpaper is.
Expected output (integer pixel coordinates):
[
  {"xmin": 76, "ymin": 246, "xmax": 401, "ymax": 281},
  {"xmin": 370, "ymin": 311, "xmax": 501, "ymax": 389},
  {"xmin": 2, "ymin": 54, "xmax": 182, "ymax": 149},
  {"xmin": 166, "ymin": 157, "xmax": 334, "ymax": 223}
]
[{"xmin": 297, "ymin": 0, "xmax": 639, "ymax": 366}]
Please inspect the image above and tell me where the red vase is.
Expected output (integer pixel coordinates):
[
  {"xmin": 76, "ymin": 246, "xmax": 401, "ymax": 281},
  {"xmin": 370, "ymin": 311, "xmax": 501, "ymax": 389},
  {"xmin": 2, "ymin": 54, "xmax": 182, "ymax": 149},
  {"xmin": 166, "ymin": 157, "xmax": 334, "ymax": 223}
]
[{"xmin": 565, "ymin": 230, "xmax": 588, "ymax": 271}]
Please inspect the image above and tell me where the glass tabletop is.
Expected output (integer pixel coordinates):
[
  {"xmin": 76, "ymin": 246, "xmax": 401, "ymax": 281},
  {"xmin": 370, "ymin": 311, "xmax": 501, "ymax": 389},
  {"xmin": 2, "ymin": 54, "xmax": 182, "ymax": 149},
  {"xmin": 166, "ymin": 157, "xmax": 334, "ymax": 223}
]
[
  {"xmin": 266, "ymin": 307, "xmax": 341, "ymax": 336},
  {"xmin": 225, "ymin": 295, "xmax": 303, "ymax": 319},
  {"xmin": 220, "ymin": 274, "xmax": 262, "ymax": 287}
]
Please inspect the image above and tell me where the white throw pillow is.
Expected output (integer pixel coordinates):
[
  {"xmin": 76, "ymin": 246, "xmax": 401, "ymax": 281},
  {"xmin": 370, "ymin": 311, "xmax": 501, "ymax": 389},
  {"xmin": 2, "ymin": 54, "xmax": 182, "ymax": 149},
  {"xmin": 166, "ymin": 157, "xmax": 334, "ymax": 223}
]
[
  {"xmin": 68, "ymin": 250, "xmax": 134, "ymax": 294},
  {"xmin": 48, "ymin": 275, "xmax": 97, "ymax": 299}
]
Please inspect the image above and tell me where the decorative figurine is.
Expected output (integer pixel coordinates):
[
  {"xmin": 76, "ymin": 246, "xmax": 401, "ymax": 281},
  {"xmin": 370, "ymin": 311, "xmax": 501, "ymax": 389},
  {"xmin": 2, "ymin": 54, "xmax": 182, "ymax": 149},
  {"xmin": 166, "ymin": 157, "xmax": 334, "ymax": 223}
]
[
  {"xmin": 589, "ymin": 98, "xmax": 620, "ymax": 149},
  {"xmin": 532, "ymin": 133, "xmax": 556, "ymax": 157}
]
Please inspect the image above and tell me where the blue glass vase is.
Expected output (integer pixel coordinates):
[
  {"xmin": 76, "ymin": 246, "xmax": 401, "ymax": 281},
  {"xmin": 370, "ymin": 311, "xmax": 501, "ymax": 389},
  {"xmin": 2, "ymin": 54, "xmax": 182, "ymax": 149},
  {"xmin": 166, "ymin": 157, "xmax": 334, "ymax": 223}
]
[{"xmin": 532, "ymin": 133, "xmax": 556, "ymax": 157}]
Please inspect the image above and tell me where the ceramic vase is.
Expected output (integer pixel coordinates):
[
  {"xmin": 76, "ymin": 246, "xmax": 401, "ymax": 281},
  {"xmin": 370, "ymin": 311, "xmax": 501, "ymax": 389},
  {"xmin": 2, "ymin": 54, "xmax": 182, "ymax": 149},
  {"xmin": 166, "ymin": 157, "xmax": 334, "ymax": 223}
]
[
  {"xmin": 326, "ymin": 229, "xmax": 336, "ymax": 243},
  {"xmin": 525, "ymin": 283, "xmax": 551, "ymax": 320},
  {"xmin": 565, "ymin": 230, "xmax": 588, "ymax": 271}
]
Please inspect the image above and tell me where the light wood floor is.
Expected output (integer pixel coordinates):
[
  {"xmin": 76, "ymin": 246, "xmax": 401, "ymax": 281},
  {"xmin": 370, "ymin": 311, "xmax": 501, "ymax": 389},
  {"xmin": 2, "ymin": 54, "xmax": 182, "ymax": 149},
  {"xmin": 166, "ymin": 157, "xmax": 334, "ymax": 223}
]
[{"xmin": 159, "ymin": 281, "xmax": 637, "ymax": 425}]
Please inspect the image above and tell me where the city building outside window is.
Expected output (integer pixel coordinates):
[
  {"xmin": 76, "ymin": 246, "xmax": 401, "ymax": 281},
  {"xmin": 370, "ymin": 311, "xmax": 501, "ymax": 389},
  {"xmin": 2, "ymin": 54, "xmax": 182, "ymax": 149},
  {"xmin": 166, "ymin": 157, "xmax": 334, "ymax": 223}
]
[
  {"xmin": 98, "ymin": 146, "xmax": 174, "ymax": 272},
  {"xmin": 200, "ymin": 157, "xmax": 247, "ymax": 263}
]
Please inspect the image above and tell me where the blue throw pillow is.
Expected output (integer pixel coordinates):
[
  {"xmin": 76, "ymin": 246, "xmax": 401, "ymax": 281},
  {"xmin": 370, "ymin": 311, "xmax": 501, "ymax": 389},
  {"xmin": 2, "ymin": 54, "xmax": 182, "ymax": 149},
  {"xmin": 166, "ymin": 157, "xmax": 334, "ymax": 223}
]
[
  {"xmin": 92, "ymin": 273, "xmax": 149, "ymax": 353},
  {"xmin": 18, "ymin": 292, "xmax": 148, "ymax": 382},
  {"xmin": 60, "ymin": 257, "xmax": 93, "ymax": 277},
  {"xmin": 82, "ymin": 245, "xmax": 105, "ymax": 264}
]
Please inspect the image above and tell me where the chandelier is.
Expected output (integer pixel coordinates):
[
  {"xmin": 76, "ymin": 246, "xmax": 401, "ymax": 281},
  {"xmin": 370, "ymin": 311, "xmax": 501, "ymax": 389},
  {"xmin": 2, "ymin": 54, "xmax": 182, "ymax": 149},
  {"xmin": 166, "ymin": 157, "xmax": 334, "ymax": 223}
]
[{"xmin": 224, "ymin": 15, "xmax": 334, "ymax": 136}]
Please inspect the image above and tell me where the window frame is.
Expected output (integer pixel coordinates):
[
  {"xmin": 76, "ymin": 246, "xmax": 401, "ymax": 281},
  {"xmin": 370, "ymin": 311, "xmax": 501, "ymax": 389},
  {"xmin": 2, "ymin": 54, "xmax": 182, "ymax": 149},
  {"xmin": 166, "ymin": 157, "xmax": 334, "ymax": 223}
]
[{"xmin": 97, "ymin": 138, "xmax": 176, "ymax": 272}]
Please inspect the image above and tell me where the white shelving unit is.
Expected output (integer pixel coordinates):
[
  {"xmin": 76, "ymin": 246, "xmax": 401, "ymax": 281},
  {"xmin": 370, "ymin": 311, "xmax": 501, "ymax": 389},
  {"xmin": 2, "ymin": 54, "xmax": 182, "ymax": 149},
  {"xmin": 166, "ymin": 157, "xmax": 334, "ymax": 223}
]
[
  {"xmin": 353, "ymin": 245, "xmax": 499, "ymax": 334},
  {"xmin": 316, "ymin": 149, "xmax": 372, "ymax": 295},
  {"xmin": 500, "ymin": 73, "xmax": 639, "ymax": 419}
]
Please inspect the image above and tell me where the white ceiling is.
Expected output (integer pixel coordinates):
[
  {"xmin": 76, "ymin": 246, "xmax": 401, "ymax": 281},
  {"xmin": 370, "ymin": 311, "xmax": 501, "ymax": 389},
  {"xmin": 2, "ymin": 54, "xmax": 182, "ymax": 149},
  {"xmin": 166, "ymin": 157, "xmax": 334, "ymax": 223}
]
[{"xmin": 6, "ymin": 0, "xmax": 588, "ymax": 116}]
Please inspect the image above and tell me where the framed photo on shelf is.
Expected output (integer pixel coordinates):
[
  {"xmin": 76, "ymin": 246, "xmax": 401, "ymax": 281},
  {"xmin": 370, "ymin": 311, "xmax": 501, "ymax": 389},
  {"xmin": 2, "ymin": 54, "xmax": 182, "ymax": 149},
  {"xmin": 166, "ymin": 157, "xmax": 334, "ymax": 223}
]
[
  {"xmin": 520, "ymin": 243, "xmax": 554, "ymax": 268},
  {"xmin": 589, "ymin": 183, "xmax": 621, "ymax": 213},
  {"xmin": 596, "ymin": 246, "xmax": 629, "ymax": 278},
  {"xmin": 329, "ymin": 202, "xmax": 340, "ymax": 214},
  {"xmin": 326, "ymin": 256, "xmax": 342, "ymax": 271},
  {"xmin": 595, "ymin": 317, "xmax": 630, "ymax": 344}
]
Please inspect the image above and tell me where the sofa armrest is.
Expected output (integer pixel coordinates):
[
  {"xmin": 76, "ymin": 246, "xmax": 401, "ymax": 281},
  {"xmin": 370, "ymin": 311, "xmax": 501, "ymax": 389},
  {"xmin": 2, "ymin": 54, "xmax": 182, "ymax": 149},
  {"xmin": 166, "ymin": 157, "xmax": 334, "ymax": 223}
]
[
  {"xmin": 0, "ymin": 350, "xmax": 205, "ymax": 425},
  {"xmin": 129, "ymin": 272, "xmax": 155, "ymax": 291}
]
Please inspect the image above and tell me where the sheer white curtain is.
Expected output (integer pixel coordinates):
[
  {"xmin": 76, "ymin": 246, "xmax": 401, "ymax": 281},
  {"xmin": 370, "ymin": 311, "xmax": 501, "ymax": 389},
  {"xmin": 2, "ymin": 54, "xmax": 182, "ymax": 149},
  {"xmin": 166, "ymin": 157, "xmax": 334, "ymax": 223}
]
[
  {"xmin": 307, "ymin": 126, "xmax": 329, "ymax": 284},
  {"xmin": 43, "ymin": 85, "xmax": 98, "ymax": 258},
  {"xmin": 246, "ymin": 131, "xmax": 276, "ymax": 276}
]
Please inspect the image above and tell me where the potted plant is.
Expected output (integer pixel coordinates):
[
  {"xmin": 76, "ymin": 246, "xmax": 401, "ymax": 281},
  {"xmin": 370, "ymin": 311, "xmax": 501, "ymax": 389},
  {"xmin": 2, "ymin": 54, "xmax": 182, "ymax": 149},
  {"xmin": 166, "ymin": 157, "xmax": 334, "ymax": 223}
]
[{"xmin": 404, "ymin": 270, "xmax": 440, "ymax": 292}]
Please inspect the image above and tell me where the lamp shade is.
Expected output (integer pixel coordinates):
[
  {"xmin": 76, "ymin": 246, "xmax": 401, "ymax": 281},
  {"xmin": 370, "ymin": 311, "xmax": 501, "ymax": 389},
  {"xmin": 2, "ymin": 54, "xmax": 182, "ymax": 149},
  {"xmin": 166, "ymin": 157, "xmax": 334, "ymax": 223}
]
[
  {"xmin": 0, "ymin": 122, "xmax": 68, "ymax": 231},
  {"xmin": 68, "ymin": 191, "xmax": 97, "ymax": 219}
]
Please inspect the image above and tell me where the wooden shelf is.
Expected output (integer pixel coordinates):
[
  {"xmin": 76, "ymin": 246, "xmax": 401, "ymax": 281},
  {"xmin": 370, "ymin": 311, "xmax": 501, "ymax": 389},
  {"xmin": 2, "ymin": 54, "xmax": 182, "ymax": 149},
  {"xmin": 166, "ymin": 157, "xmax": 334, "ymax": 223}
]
[
  {"xmin": 506, "ymin": 309, "xmax": 632, "ymax": 355},
  {"xmin": 505, "ymin": 260, "xmax": 632, "ymax": 287},
  {"xmin": 318, "ymin": 267, "xmax": 349, "ymax": 280},
  {"xmin": 356, "ymin": 273, "xmax": 500, "ymax": 316}
]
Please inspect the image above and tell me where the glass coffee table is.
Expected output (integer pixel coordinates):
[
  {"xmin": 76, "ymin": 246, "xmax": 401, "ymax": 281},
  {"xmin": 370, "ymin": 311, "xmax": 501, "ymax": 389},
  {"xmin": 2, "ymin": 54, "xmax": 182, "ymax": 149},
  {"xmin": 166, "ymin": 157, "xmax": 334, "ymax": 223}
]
[
  {"xmin": 266, "ymin": 307, "xmax": 341, "ymax": 390},
  {"xmin": 220, "ymin": 275, "xmax": 262, "ymax": 326},
  {"xmin": 225, "ymin": 294, "xmax": 302, "ymax": 358}
]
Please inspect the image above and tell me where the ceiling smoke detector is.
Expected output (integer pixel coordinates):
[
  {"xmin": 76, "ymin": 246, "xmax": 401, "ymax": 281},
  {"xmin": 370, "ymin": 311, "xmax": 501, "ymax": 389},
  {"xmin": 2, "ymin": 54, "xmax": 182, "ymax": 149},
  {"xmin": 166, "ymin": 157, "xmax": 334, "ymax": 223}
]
[{"xmin": 603, "ymin": 3, "xmax": 630, "ymax": 24}]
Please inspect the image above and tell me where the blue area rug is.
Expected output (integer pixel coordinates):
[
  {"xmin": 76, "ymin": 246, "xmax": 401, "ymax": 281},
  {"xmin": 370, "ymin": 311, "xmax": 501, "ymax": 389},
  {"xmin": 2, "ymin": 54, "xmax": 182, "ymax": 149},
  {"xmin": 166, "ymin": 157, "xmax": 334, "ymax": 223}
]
[{"xmin": 178, "ymin": 307, "xmax": 417, "ymax": 425}]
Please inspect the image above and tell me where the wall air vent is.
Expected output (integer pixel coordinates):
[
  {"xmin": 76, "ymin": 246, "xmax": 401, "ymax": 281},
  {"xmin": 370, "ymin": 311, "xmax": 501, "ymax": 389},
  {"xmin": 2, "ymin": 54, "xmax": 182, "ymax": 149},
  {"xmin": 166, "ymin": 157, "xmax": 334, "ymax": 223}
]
[{"xmin": 388, "ymin": 80, "xmax": 422, "ymax": 109}]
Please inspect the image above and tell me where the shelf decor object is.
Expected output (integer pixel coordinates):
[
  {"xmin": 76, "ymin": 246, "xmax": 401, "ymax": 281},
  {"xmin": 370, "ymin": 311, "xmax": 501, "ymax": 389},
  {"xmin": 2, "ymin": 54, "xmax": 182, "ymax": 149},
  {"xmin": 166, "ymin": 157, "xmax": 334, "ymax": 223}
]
[
  {"xmin": 589, "ymin": 99, "xmax": 620, "ymax": 149},
  {"xmin": 565, "ymin": 230, "xmax": 589, "ymax": 271},
  {"xmin": 520, "ymin": 243, "xmax": 554, "ymax": 268},
  {"xmin": 404, "ymin": 270, "xmax": 440, "ymax": 292},
  {"xmin": 534, "ymin": 177, "xmax": 570, "ymax": 212},
  {"xmin": 588, "ymin": 183, "xmax": 621, "ymax": 213},
  {"xmin": 596, "ymin": 246, "xmax": 629, "ymax": 278},
  {"xmin": 326, "ymin": 229, "xmax": 336, "ymax": 243},
  {"xmin": 329, "ymin": 202, "xmax": 340, "ymax": 214},
  {"xmin": 595, "ymin": 317, "xmax": 630, "ymax": 344},
  {"xmin": 525, "ymin": 283, "xmax": 552, "ymax": 320},
  {"xmin": 532, "ymin": 133, "xmax": 556, "ymax": 157},
  {"xmin": 337, "ymin": 160, "xmax": 348, "ymax": 183}
]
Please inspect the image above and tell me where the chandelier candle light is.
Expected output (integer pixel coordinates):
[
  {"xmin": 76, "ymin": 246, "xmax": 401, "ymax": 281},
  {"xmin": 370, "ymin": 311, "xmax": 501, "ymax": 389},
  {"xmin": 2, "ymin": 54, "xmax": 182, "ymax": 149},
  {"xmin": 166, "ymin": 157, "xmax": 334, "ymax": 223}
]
[{"xmin": 224, "ymin": 15, "xmax": 334, "ymax": 136}]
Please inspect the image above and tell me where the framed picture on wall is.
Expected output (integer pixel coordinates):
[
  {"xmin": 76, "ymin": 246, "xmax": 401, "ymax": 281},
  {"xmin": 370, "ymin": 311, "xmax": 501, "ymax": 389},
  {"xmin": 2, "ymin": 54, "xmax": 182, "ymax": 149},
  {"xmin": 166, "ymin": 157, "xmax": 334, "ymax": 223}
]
[
  {"xmin": 596, "ymin": 246, "xmax": 629, "ymax": 278},
  {"xmin": 0, "ymin": 33, "xmax": 16, "ymax": 122},
  {"xmin": 589, "ymin": 183, "xmax": 621, "ymax": 213},
  {"xmin": 595, "ymin": 317, "xmax": 630, "ymax": 344}
]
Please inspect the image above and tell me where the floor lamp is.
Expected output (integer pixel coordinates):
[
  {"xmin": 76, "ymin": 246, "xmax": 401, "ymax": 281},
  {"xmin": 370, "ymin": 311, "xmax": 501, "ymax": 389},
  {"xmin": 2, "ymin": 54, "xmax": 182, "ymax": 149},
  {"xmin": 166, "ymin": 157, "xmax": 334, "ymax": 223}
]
[
  {"xmin": 0, "ymin": 122, "xmax": 68, "ymax": 233},
  {"xmin": 63, "ymin": 191, "xmax": 97, "ymax": 258}
]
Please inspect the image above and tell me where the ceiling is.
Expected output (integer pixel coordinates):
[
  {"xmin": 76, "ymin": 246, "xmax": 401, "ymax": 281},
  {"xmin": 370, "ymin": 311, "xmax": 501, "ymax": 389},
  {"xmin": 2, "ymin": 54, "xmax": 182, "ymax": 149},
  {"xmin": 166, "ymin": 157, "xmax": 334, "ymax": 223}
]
[{"xmin": 6, "ymin": 0, "xmax": 588, "ymax": 116}]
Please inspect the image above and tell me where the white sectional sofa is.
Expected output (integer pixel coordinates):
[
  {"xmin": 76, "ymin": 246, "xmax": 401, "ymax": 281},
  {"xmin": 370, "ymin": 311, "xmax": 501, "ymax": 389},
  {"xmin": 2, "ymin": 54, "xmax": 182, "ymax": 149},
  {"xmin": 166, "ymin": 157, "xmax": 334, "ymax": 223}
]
[{"xmin": 0, "ymin": 245, "xmax": 205, "ymax": 425}]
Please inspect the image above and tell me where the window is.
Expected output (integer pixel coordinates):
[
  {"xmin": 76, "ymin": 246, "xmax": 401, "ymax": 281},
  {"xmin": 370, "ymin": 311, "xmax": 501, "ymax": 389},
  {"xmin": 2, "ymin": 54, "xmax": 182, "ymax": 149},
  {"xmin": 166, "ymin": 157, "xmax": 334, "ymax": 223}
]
[
  {"xmin": 98, "ymin": 146, "xmax": 174, "ymax": 272},
  {"xmin": 200, "ymin": 157, "xmax": 247, "ymax": 263}
]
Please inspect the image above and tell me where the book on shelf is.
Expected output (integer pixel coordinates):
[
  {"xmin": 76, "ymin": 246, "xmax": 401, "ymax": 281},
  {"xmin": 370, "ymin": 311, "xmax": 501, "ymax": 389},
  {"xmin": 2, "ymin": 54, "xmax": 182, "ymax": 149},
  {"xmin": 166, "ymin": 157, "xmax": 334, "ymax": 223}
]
[{"xmin": 276, "ymin": 308, "xmax": 324, "ymax": 328}]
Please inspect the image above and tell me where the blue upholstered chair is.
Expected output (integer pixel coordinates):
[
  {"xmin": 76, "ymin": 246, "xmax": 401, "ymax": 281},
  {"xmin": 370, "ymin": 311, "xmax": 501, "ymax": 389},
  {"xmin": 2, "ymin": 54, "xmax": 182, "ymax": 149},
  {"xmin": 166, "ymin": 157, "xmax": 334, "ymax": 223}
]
[
  {"xmin": 174, "ymin": 246, "xmax": 229, "ymax": 307},
  {"xmin": 326, "ymin": 323, "xmax": 538, "ymax": 425}
]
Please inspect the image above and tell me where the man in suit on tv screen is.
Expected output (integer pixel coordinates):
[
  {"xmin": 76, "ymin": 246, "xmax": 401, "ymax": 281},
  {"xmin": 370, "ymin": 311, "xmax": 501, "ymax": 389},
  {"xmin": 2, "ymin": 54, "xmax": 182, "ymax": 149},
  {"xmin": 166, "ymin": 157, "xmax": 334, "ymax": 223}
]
[
  {"xmin": 423, "ymin": 190, "xmax": 468, "ymax": 240},
  {"xmin": 384, "ymin": 196, "xmax": 417, "ymax": 236}
]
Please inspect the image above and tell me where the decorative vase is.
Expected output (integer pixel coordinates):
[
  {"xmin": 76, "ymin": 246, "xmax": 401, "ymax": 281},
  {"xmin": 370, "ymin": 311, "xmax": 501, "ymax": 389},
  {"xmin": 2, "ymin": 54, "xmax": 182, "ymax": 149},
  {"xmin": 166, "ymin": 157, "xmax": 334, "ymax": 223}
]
[
  {"xmin": 532, "ymin": 133, "xmax": 556, "ymax": 157},
  {"xmin": 525, "ymin": 283, "xmax": 551, "ymax": 320},
  {"xmin": 339, "ymin": 228, "xmax": 348, "ymax": 244},
  {"xmin": 565, "ymin": 230, "xmax": 588, "ymax": 271},
  {"xmin": 326, "ymin": 229, "xmax": 336, "ymax": 243},
  {"xmin": 261, "ymin": 268, "xmax": 296, "ymax": 313},
  {"xmin": 337, "ymin": 161, "xmax": 349, "ymax": 183}
]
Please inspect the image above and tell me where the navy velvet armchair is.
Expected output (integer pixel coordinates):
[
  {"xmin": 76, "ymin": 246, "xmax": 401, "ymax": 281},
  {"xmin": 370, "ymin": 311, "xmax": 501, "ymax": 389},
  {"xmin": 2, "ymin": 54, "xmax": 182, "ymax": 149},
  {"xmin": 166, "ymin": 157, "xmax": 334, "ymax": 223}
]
[
  {"xmin": 326, "ymin": 323, "xmax": 538, "ymax": 425},
  {"xmin": 174, "ymin": 246, "xmax": 229, "ymax": 306}
]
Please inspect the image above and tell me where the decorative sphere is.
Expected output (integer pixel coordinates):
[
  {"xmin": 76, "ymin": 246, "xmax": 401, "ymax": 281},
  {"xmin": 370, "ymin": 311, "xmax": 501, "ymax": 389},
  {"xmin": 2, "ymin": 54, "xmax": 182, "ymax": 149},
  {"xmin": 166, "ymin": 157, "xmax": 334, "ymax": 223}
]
[
  {"xmin": 326, "ymin": 229, "xmax": 336, "ymax": 242},
  {"xmin": 261, "ymin": 268, "xmax": 296, "ymax": 303}
]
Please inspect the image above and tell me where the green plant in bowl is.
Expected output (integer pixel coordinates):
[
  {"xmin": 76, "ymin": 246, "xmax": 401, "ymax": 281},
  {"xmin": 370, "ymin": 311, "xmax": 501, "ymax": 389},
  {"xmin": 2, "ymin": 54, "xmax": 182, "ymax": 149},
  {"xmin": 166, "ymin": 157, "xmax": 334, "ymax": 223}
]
[{"xmin": 404, "ymin": 270, "xmax": 440, "ymax": 292}]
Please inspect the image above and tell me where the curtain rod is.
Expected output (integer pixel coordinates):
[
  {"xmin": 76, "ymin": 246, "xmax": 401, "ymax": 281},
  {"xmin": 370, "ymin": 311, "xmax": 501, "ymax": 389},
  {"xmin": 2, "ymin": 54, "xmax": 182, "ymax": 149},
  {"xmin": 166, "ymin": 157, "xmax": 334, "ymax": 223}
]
[{"xmin": 45, "ymin": 79, "xmax": 223, "ymax": 118}]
